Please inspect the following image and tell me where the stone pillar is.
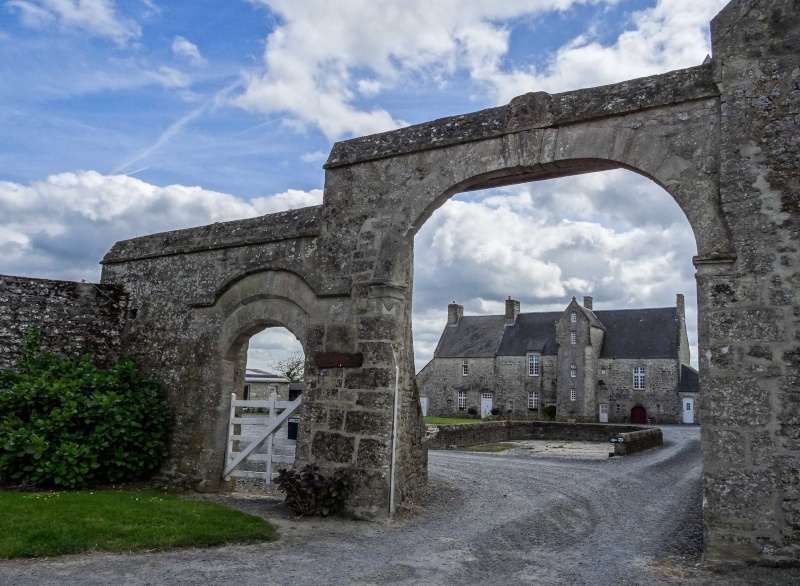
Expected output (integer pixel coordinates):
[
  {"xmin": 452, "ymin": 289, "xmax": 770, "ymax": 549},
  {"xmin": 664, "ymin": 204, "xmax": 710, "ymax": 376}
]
[{"xmin": 702, "ymin": 0, "xmax": 800, "ymax": 565}]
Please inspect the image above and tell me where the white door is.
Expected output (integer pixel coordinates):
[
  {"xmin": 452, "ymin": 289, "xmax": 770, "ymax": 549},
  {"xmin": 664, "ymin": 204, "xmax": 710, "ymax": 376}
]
[
  {"xmin": 683, "ymin": 398, "xmax": 694, "ymax": 424},
  {"xmin": 481, "ymin": 393, "xmax": 493, "ymax": 418},
  {"xmin": 599, "ymin": 403, "xmax": 608, "ymax": 423},
  {"xmin": 420, "ymin": 396, "xmax": 428, "ymax": 416}
]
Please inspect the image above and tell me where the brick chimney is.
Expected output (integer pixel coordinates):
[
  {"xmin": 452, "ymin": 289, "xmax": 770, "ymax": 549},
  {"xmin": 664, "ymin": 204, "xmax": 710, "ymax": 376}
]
[
  {"xmin": 447, "ymin": 301, "xmax": 463, "ymax": 325},
  {"xmin": 583, "ymin": 296, "xmax": 593, "ymax": 310},
  {"xmin": 505, "ymin": 296, "xmax": 520, "ymax": 325},
  {"xmin": 676, "ymin": 293, "xmax": 685, "ymax": 322}
]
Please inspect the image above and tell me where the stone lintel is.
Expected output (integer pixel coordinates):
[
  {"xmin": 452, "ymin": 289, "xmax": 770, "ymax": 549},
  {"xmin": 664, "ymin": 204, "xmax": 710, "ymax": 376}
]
[
  {"xmin": 102, "ymin": 206, "xmax": 321, "ymax": 264},
  {"xmin": 325, "ymin": 64, "xmax": 718, "ymax": 169}
]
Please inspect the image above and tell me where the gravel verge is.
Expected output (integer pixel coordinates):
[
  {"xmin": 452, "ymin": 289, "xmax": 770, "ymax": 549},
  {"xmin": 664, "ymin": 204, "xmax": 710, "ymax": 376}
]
[{"xmin": 1, "ymin": 426, "xmax": 799, "ymax": 585}]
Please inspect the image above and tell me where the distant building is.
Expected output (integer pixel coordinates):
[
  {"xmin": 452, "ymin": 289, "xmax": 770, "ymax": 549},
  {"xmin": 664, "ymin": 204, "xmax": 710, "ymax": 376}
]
[{"xmin": 417, "ymin": 295, "xmax": 699, "ymax": 424}]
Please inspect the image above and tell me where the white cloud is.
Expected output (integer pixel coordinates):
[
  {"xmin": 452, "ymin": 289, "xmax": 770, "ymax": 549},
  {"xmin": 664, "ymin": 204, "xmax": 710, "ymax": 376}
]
[
  {"xmin": 235, "ymin": 0, "xmax": 607, "ymax": 139},
  {"xmin": 6, "ymin": 0, "xmax": 141, "ymax": 45},
  {"xmin": 172, "ymin": 36, "xmax": 205, "ymax": 65},
  {"xmin": 483, "ymin": 0, "xmax": 728, "ymax": 101},
  {"xmin": 0, "ymin": 171, "xmax": 322, "ymax": 282},
  {"xmin": 300, "ymin": 151, "xmax": 327, "ymax": 163},
  {"xmin": 145, "ymin": 66, "xmax": 190, "ymax": 89},
  {"xmin": 235, "ymin": 0, "xmax": 725, "ymax": 140},
  {"xmin": 412, "ymin": 169, "xmax": 699, "ymax": 371}
]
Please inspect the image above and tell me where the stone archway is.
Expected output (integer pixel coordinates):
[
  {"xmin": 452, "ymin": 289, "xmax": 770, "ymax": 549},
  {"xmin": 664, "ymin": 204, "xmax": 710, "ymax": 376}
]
[{"xmin": 99, "ymin": 0, "xmax": 800, "ymax": 566}]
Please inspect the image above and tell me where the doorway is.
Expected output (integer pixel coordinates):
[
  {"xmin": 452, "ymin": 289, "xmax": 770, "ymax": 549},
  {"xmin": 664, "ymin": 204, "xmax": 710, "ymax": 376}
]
[
  {"xmin": 481, "ymin": 393, "xmax": 493, "ymax": 418},
  {"xmin": 631, "ymin": 406, "xmax": 647, "ymax": 424},
  {"xmin": 683, "ymin": 398, "xmax": 694, "ymax": 424}
]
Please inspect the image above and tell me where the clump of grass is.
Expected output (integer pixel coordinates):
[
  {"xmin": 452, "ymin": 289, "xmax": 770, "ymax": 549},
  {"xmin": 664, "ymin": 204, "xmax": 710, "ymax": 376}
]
[
  {"xmin": 466, "ymin": 443, "xmax": 517, "ymax": 452},
  {"xmin": 0, "ymin": 489, "xmax": 277, "ymax": 559},
  {"xmin": 424, "ymin": 417, "xmax": 482, "ymax": 425}
]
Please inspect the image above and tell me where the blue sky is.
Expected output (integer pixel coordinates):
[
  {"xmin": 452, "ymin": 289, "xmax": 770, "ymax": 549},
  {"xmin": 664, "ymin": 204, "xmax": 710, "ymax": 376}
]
[{"xmin": 0, "ymin": 0, "xmax": 729, "ymax": 370}]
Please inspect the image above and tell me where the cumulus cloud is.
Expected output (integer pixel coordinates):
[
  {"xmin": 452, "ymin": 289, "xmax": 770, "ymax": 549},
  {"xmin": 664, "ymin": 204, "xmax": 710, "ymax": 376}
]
[
  {"xmin": 300, "ymin": 151, "xmax": 327, "ymax": 163},
  {"xmin": 484, "ymin": 0, "xmax": 728, "ymax": 101},
  {"xmin": 235, "ymin": 0, "xmax": 725, "ymax": 140},
  {"xmin": 6, "ymin": 0, "xmax": 141, "ymax": 45},
  {"xmin": 0, "ymin": 171, "xmax": 322, "ymax": 282},
  {"xmin": 172, "ymin": 35, "xmax": 205, "ymax": 65},
  {"xmin": 412, "ymin": 169, "xmax": 699, "ymax": 371}
]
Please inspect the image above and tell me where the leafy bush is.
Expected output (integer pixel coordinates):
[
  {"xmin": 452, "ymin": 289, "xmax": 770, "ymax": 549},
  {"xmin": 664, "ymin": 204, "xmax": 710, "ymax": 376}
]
[
  {"xmin": 274, "ymin": 464, "xmax": 352, "ymax": 517},
  {"xmin": 490, "ymin": 408, "xmax": 500, "ymax": 416},
  {"xmin": 0, "ymin": 330, "xmax": 172, "ymax": 488},
  {"xmin": 467, "ymin": 406, "xmax": 478, "ymax": 417},
  {"xmin": 543, "ymin": 405, "xmax": 557, "ymax": 420}
]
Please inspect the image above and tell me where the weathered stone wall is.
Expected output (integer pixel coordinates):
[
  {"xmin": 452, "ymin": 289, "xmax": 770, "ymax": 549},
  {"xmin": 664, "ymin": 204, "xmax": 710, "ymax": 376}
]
[
  {"xmin": 600, "ymin": 358, "xmax": 683, "ymax": 424},
  {"xmin": 698, "ymin": 0, "xmax": 800, "ymax": 565},
  {"xmin": 0, "ymin": 274, "xmax": 126, "ymax": 369},
  {"xmin": 416, "ymin": 356, "xmax": 494, "ymax": 415},
  {"xmin": 426, "ymin": 420, "xmax": 655, "ymax": 450}
]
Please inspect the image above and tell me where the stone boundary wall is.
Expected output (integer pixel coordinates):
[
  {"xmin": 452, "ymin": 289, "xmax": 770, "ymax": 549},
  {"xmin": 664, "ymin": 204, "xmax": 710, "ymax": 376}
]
[
  {"xmin": 0, "ymin": 274, "xmax": 127, "ymax": 369},
  {"xmin": 612, "ymin": 428, "xmax": 664, "ymax": 456},
  {"xmin": 426, "ymin": 420, "xmax": 662, "ymax": 456}
]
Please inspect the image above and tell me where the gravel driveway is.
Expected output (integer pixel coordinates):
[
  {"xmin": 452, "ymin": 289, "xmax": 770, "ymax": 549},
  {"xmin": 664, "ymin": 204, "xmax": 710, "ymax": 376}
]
[{"xmin": 2, "ymin": 425, "xmax": 799, "ymax": 585}]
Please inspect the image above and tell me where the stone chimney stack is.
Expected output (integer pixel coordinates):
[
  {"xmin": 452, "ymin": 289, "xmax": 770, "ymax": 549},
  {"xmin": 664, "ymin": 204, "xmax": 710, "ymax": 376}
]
[
  {"xmin": 447, "ymin": 301, "xmax": 463, "ymax": 326},
  {"xmin": 583, "ymin": 296, "xmax": 593, "ymax": 310},
  {"xmin": 676, "ymin": 293, "xmax": 685, "ymax": 322},
  {"xmin": 505, "ymin": 296, "xmax": 520, "ymax": 325}
]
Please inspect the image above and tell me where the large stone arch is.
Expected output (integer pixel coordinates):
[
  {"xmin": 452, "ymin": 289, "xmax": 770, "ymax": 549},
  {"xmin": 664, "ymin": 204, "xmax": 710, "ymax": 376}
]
[{"xmin": 98, "ymin": 0, "xmax": 800, "ymax": 567}]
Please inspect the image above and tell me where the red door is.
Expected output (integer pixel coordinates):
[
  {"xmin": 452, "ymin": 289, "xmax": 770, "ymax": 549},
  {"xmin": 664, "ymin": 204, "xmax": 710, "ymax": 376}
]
[{"xmin": 631, "ymin": 406, "xmax": 647, "ymax": 424}]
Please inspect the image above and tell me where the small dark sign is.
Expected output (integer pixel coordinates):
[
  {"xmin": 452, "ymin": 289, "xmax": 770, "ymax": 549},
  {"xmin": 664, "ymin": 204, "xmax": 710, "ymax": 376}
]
[{"xmin": 610, "ymin": 437, "xmax": 625, "ymax": 443}]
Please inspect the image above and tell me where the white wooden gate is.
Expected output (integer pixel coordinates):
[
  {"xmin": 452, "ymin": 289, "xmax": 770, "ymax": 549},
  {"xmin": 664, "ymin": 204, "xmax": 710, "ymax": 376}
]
[{"xmin": 223, "ymin": 391, "xmax": 302, "ymax": 483}]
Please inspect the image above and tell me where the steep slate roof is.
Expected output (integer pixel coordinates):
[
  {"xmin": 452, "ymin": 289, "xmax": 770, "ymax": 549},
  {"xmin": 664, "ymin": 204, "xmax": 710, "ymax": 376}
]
[
  {"xmin": 434, "ymin": 315, "xmax": 507, "ymax": 358},
  {"xmin": 496, "ymin": 312, "xmax": 561, "ymax": 356},
  {"xmin": 434, "ymin": 306, "xmax": 681, "ymax": 360},
  {"xmin": 679, "ymin": 364, "xmax": 700, "ymax": 393},
  {"xmin": 593, "ymin": 308, "xmax": 679, "ymax": 359}
]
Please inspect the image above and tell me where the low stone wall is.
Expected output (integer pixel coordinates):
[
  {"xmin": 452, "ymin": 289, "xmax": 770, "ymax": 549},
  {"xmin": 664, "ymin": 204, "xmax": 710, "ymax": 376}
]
[
  {"xmin": 0, "ymin": 274, "xmax": 127, "ymax": 369},
  {"xmin": 426, "ymin": 420, "xmax": 662, "ymax": 456},
  {"xmin": 612, "ymin": 428, "xmax": 663, "ymax": 456}
]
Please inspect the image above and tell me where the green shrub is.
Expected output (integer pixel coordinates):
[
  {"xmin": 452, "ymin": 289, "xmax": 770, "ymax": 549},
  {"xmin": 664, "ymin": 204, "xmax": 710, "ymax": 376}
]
[
  {"xmin": 0, "ymin": 330, "xmax": 172, "ymax": 488},
  {"xmin": 543, "ymin": 405, "xmax": 557, "ymax": 420},
  {"xmin": 274, "ymin": 464, "xmax": 352, "ymax": 517}
]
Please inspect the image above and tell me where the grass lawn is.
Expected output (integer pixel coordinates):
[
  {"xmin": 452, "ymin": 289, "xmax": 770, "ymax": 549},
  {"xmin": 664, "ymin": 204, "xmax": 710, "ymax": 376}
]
[
  {"xmin": 0, "ymin": 489, "xmax": 277, "ymax": 559},
  {"xmin": 424, "ymin": 417, "xmax": 483, "ymax": 424}
]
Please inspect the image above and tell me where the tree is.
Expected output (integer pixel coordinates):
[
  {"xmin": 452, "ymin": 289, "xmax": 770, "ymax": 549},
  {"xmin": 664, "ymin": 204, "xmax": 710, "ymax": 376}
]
[{"xmin": 270, "ymin": 351, "xmax": 305, "ymax": 382}]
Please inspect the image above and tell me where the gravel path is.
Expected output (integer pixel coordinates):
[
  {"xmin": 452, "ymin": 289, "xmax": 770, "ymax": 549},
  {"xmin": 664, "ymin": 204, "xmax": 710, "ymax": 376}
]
[{"xmin": 2, "ymin": 425, "xmax": 799, "ymax": 585}]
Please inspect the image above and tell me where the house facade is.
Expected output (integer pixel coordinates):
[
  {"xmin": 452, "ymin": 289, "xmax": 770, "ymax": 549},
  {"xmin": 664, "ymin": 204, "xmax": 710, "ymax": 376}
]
[
  {"xmin": 417, "ymin": 295, "xmax": 699, "ymax": 424},
  {"xmin": 244, "ymin": 368, "xmax": 305, "ymax": 402}
]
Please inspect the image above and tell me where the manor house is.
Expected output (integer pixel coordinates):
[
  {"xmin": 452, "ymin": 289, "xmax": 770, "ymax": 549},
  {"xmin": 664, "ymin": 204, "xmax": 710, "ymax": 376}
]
[{"xmin": 417, "ymin": 295, "xmax": 699, "ymax": 424}]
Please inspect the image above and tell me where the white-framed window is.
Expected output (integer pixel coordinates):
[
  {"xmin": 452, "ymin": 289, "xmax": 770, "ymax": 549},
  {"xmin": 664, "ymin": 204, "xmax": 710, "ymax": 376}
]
[
  {"xmin": 633, "ymin": 367, "xmax": 645, "ymax": 390},
  {"xmin": 570, "ymin": 331, "xmax": 577, "ymax": 345},
  {"xmin": 506, "ymin": 400, "xmax": 514, "ymax": 412},
  {"xmin": 570, "ymin": 363, "xmax": 577, "ymax": 378},
  {"xmin": 528, "ymin": 391, "xmax": 539, "ymax": 410},
  {"xmin": 268, "ymin": 385, "xmax": 277, "ymax": 395},
  {"xmin": 570, "ymin": 311, "xmax": 577, "ymax": 323},
  {"xmin": 457, "ymin": 390, "xmax": 467, "ymax": 410},
  {"xmin": 570, "ymin": 388, "xmax": 577, "ymax": 401},
  {"xmin": 528, "ymin": 354, "xmax": 540, "ymax": 377},
  {"xmin": 462, "ymin": 359, "xmax": 469, "ymax": 376}
]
